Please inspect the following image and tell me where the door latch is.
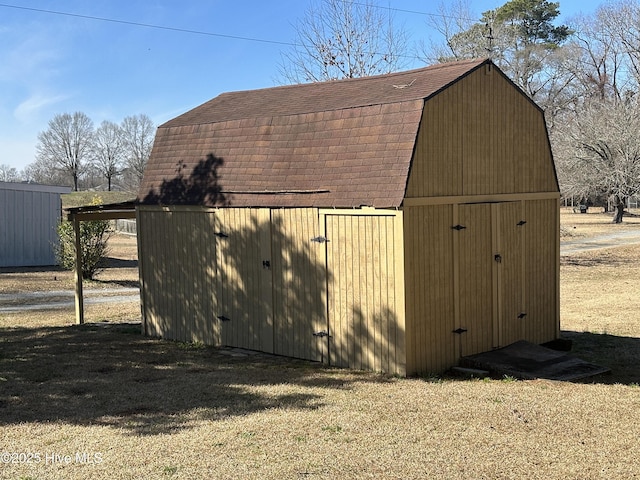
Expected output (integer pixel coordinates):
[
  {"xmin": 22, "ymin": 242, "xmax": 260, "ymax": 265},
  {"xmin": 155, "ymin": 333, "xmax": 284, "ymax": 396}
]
[
  {"xmin": 262, "ymin": 260, "xmax": 271, "ymax": 269},
  {"xmin": 494, "ymin": 254, "xmax": 502, "ymax": 263}
]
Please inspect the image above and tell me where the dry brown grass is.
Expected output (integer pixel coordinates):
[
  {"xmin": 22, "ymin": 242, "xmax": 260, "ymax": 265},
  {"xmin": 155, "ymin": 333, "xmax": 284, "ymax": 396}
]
[{"xmin": 1, "ymin": 218, "xmax": 639, "ymax": 479}]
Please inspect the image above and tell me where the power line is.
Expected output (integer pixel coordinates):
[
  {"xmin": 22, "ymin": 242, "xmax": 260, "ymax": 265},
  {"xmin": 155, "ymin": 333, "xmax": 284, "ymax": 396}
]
[
  {"xmin": 0, "ymin": 2, "xmax": 298, "ymax": 47},
  {"xmin": 336, "ymin": 0, "xmax": 478, "ymax": 23},
  {"xmin": 0, "ymin": 1, "xmax": 429, "ymax": 61}
]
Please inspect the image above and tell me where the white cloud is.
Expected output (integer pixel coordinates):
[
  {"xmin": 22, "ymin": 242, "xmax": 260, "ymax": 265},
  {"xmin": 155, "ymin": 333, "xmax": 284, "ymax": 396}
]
[{"xmin": 13, "ymin": 92, "xmax": 70, "ymax": 123}]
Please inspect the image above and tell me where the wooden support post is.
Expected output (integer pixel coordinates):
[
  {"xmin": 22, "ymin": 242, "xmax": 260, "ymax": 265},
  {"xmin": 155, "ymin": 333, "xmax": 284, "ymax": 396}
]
[{"xmin": 72, "ymin": 214, "xmax": 84, "ymax": 324}]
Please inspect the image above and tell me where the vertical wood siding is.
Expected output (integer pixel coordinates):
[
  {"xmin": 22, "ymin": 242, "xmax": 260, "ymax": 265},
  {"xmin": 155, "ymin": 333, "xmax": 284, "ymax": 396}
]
[
  {"xmin": 457, "ymin": 204, "xmax": 494, "ymax": 357},
  {"xmin": 215, "ymin": 208, "xmax": 274, "ymax": 353},
  {"xmin": 406, "ymin": 65, "xmax": 558, "ymax": 198},
  {"xmin": 522, "ymin": 199, "xmax": 560, "ymax": 344},
  {"xmin": 325, "ymin": 212, "xmax": 405, "ymax": 375},
  {"xmin": 403, "ymin": 199, "xmax": 559, "ymax": 375},
  {"xmin": 497, "ymin": 201, "xmax": 525, "ymax": 347},
  {"xmin": 138, "ymin": 207, "xmax": 219, "ymax": 345},
  {"xmin": 271, "ymin": 208, "xmax": 327, "ymax": 361},
  {"xmin": 403, "ymin": 205, "xmax": 456, "ymax": 374}
]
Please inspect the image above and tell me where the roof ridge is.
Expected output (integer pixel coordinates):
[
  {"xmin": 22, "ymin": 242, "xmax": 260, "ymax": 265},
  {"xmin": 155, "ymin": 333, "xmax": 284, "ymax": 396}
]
[
  {"xmin": 220, "ymin": 57, "xmax": 489, "ymax": 97},
  {"xmin": 160, "ymin": 59, "xmax": 490, "ymax": 129}
]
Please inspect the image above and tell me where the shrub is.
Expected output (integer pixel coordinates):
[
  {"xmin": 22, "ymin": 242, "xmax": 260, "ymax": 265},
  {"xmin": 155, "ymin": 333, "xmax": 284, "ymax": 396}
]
[{"xmin": 56, "ymin": 197, "xmax": 112, "ymax": 280}]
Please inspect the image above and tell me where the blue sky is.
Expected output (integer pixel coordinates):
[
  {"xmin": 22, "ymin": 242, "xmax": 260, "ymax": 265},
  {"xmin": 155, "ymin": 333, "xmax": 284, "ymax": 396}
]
[{"xmin": 1, "ymin": 0, "xmax": 597, "ymax": 172}]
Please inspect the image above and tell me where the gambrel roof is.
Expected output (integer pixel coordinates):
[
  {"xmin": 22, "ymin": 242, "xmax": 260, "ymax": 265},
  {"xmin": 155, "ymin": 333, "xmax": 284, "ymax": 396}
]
[{"xmin": 139, "ymin": 58, "xmax": 490, "ymax": 208}]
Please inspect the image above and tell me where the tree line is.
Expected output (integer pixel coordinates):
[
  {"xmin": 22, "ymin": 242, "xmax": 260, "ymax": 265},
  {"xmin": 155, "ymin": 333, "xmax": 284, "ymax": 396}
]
[
  {"xmin": 1, "ymin": 112, "xmax": 154, "ymax": 192},
  {"xmin": 281, "ymin": 0, "xmax": 640, "ymax": 219}
]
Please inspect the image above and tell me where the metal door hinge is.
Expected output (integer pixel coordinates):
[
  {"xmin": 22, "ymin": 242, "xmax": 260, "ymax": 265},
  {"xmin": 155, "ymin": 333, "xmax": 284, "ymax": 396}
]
[
  {"xmin": 451, "ymin": 224, "xmax": 466, "ymax": 231},
  {"xmin": 452, "ymin": 328, "xmax": 468, "ymax": 334},
  {"xmin": 311, "ymin": 236, "xmax": 329, "ymax": 243},
  {"xmin": 214, "ymin": 232, "xmax": 228, "ymax": 238},
  {"xmin": 517, "ymin": 220, "xmax": 527, "ymax": 226},
  {"xmin": 217, "ymin": 315, "xmax": 231, "ymax": 322},
  {"xmin": 517, "ymin": 313, "xmax": 527, "ymax": 319},
  {"xmin": 313, "ymin": 330, "xmax": 331, "ymax": 338}
]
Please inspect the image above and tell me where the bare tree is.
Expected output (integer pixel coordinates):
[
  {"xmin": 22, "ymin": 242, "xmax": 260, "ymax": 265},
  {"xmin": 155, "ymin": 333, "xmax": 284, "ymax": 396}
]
[
  {"xmin": 92, "ymin": 120, "xmax": 125, "ymax": 191},
  {"xmin": 423, "ymin": 0, "xmax": 574, "ymax": 128},
  {"xmin": 278, "ymin": 0, "xmax": 410, "ymax": 83},
  {"xmin": 0, "ymin": 164, "xmax": 19, "ymax": 182},
  {"xmin": 121, "ymin": 114, "xmax": 155, "ymax": 190},
  {"xmin": 598, "ymin": 0, "xmax": 640, "ymax": 90},
  {"xmin": 554, "ymin": 96, "xmax": 640, "ymax": 222},
  {"xmin": 419, "ymin": 0, "xmax": 477, "ymax": 64},
  {"xmin": 35, "ymin": 112, "xmax": 94, "ymax": 191}
]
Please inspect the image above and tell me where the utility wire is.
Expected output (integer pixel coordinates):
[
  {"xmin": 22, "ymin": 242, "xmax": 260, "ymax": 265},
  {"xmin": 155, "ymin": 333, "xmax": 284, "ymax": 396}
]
[
  {"xmin": 0, "ymin": 2, "xmax": 298, "ymax": 47},
  {"xmin": 0, "ymin": 1, "xmax": 430, "ymax": 60},
  {"xmin": 337, "ymin": 0, "xmax": 478, "ymax": 22}
]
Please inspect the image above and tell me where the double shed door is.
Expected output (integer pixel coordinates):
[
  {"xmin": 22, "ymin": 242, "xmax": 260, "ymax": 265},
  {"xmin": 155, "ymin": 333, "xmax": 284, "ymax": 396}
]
[
  {"xmin": 214, "ymin": 208, "xmax": 405, "ymax": 373},
  {"xmin": 456, "ymin": 202, "xmax": 526, "ymax": 357},
  {"xmin": 214, "ymin": 208, "xmax": 328, "ymax": 362}
]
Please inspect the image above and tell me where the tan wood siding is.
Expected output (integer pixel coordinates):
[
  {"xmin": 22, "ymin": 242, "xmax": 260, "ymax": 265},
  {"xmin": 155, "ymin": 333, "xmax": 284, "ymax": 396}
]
[
  {"xmin": 406, "ymin": 65, "xmax": 558, "ymax": 199},
  {"xmin": 403, "ymin": 205, "xmax": 456, "ymax": 375},
  {"xmin": 403, "ymin": 199, "xmax": 559, "ymax": 375},
  {"xmin": 138, "ymin": 207, "xmax": 219, "ymax": 345},
  {"xmin": 271, "ymin": 208, "xmax": 327, "ymax": 362},
  {"xmin": 497, "ymin": 202, "xmax": 525, "ymax": 347},
  {"xmin": 457, "ymin": 203, "xmax": 495, "ymax": 357},
  {"xmin": 325, "ymin": 212, "xmax": 405, "ymax": 375},
  {"xmin": 522, "ymin": 199, "xmax": 560, "ymax": 344},
  {"xmin": 215, "ymin": 208, "xmax": 274, "ymax": 353}
]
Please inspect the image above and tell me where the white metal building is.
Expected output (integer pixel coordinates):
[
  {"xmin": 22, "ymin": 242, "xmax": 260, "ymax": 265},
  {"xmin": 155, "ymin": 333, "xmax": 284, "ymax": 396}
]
[{"xmin": 0, "ymin": 182, "xmax": 71, "ymax": 267}]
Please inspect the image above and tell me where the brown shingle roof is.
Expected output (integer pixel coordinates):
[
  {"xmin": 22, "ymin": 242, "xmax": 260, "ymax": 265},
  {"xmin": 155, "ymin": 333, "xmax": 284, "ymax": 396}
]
[{"xmin": 139, "ymin": 58, "xmax": 488, "ymax": 208}]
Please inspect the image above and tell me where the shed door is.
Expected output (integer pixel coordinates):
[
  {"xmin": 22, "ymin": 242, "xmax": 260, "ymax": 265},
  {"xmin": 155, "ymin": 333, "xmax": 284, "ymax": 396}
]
[
  {"xmin": 325, "ymin": 214, "xmax": 403, "ymax": 373},
  {"xmin": 215, "ymin": 209, "xmax": 274, "ymax": 353},
  {"xmin": 457, "ymin": 204, "xmax": 494, "ymax": 357},
  {"xmin": 456, "ymin": 202, "xmax": 524, "ymax": 356},
  {"xmin": 271, "ymin": 209, "xmax": 327, "ymax": 362}
]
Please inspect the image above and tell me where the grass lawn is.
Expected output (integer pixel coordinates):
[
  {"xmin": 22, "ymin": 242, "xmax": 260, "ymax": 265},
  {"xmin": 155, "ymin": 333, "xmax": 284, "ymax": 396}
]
[{"xmin": 0, "ymin": 213, "xmax": 639, "ymax": 479}]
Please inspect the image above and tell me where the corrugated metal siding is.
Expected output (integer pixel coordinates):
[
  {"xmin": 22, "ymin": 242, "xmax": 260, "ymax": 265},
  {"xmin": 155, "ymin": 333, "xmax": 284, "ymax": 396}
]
[
  {"xmin": 406, "ymin": 65, "xmax": 558, "ymax": 198},
  {"xmin": 325, "ymin": 212, "xmax": 406, "ymax": 375},
  {"xmin": 0, "ymin": 188, "xmax": 63, "ymax": 267}
]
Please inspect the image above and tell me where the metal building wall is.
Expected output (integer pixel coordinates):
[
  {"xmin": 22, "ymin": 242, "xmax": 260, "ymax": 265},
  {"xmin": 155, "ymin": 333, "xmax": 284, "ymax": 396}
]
[{"xmin": 0, "ymin": 182, "xmax": 69, "ymax": 267}]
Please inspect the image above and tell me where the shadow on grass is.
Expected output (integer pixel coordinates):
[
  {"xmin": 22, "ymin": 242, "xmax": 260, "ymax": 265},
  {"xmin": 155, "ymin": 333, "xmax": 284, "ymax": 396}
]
[
  {"xmin": 90, "ymin": 278, "xmax": 140, "ymax": 289},
  {"xmin": 0, "ymin": 323, "xmax": 387, "ymax": 436},
  {"xmin": 561, "ymin": 330, "xmax": 640, "ymax": 385},
  {"xmin": 102, "ymin": 257, "xmax": 138, "ymax": 269}
]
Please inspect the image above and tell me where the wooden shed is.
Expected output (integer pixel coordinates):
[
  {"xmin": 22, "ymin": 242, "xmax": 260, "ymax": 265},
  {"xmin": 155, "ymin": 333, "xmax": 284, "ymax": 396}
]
[{"xmin": 137, "ymin": 58, "xmax": 560, "ymax": 376}]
